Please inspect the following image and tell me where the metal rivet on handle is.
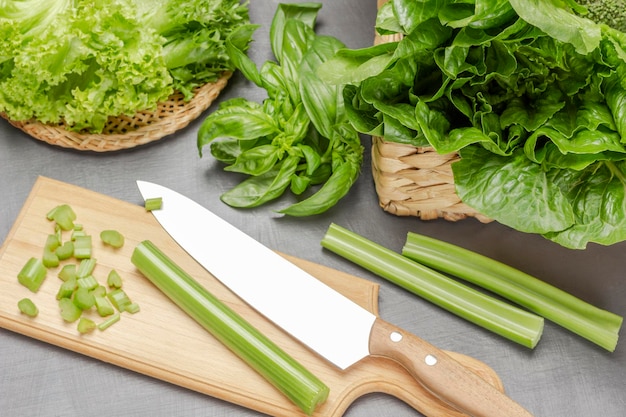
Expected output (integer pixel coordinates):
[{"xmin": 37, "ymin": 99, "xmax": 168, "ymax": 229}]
[
  {"xmin": 425, "ymin": 354, "xmax": 438, "ymax": 366},
  {"xmin": 390, "ymin": 331, "xmax": 403, "ymax": 342}
]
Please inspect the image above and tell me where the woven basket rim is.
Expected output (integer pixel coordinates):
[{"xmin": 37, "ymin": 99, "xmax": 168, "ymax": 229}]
[{"xmin": 0, "ymin": 72, "xmax": 232, "ymax": 152}]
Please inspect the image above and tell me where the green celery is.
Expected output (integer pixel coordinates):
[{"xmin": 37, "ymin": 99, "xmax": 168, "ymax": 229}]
[
  {"xmin": 73, "ymin": 287, "xmax": 95, "ymax": 310},
  {"xmin": 42, "ymin": 234, "xmax": 60, "ymax": 268},
  {"xmin": 144, "ymin": 197, "xmax": 163, "ymax": 211},
  {"xmin": 91, "ymin": 285, "xmax": 107, "ymax": 298},
  {"xmin": 58, "ymin": 264, "xmax": 76, "ymax": 282},
  {"xmin": 132, "ymin": 240, "xmax": 329, "ymax": 415},
  {"xmin": 18, "ymin": 257, "xmax": 47, "ymax": 292},
  {"xmin": 55, "ymin": 241, "xmax": 74, "ymax": 260},
  {"xmin": 402, "ymin": 232, "xmax": 623, "ymax": 352},
  {"xmin": 73, "ymin": 235, "xmax": 92, "ymax": 259},
  {"xmin": 77, "ymin": 275, "xmax": 99, "ymax": 291},
  {"xmin": 321, "ymin": 223, "xmax": 544, "ymax": 348},
  {"xmin": 46, "ymin": 204, "xmax": 76, "ymax": 231},
  {"xmin": 56, "ymin": 278, "xmax": 77, "ymax": 300},
  {"xmin": 76, "ymin": 258, "xmax": 97, "ymax": 278},
  {"xmin": 125, "ymin": 302, "xmax": 140, "ymax": 314},
  {"xmin": 18, "ymin": 298, "xmax": 39, "ymax": 317},
  {"xmin": 95, "ymin": 296, "xmax": 115, "ymax": 317},
  {"xmin": 107, "ymin": 288, "xmax": 132, "ymax": 312},
  {"xmin": 97, "ymin": 313, "xmax": 120, "ymax": 331},
  {"xmin": 100, "ymin": 230, "xmax": 124, "ymax": 248},
  {"xmin": 107, "ymin": 270, "xmax": 123, "ymax": 289},
  {"xmin": 59, "ymin": 298, "xmax": 82, "ymax": 323},
  {"xmin": 77, "ymin": 317, "xmax": 96, "ymax": 334}
]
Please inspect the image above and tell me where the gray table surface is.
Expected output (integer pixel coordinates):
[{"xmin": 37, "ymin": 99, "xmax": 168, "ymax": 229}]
[{"xmin": 1, "ymin": 2, "xmax": 624, "ymax": 416}]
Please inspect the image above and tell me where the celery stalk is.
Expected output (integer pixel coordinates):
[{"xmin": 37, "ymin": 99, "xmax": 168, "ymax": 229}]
[
  {"xmin": 321, "ymin": 223, "xmax": 544, "ymax": 348},
  {"xmin": 131, "ymin": 240, "xmax": 329, "ymax": 415},
  {"xmin": 402, "ymin": 232, "xmax": 623, "ymax": 352},
  {"xmin": 18, "ymin": 257, "xmax": 47, "ymax": 292}
]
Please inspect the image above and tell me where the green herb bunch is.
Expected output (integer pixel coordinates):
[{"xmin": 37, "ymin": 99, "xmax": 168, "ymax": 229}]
[{"xmin": 197, "ymin": 3, "xmax": 363, "ymax": 217}]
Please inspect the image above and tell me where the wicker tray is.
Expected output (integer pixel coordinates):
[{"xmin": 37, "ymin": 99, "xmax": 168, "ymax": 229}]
[
  {"xmin": 0, "ymin": 72, "xmax": 231, "ymax": 152},
  {"xmin": 371, "ymin": 2, "xmax": 490, "ymax": 223}
]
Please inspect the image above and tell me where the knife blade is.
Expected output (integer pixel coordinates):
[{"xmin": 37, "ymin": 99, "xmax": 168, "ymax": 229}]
[{"xmin": 137, "ymin": 181, "xmax": 533, "ymax": 417}]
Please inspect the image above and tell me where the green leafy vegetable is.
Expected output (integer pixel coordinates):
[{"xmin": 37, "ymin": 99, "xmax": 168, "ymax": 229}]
[
  {"xmin": 319, "ymin": 0, "xmax": 626, "ymax": 248},
  {"xmin": 0, "ymin": 0, "xmax": 249, "ymax": 132},
  {"xmin": 198, "ymin": 3, "xmax": 363, "ymax": 216}
]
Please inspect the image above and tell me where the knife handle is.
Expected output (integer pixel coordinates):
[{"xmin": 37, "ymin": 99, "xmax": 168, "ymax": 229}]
[{"xmin": 369, "ymin": 318, "xmax": 533, "ymax": 417}]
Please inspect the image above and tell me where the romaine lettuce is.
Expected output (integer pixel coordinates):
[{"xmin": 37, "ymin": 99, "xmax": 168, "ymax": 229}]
[{"xmin": 319, "ymin": 0, "xmax": 626, "ymax": 249}]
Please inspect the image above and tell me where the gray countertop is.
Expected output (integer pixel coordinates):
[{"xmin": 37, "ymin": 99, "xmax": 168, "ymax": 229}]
[{"xmin": 1, "ymin": 2, "xmax": 624, "ymax": 416}]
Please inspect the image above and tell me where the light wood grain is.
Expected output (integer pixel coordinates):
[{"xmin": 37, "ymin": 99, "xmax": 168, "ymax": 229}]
[{"xmin": 0, "ymin": 177, "xmax": 504, "ymax": 417}]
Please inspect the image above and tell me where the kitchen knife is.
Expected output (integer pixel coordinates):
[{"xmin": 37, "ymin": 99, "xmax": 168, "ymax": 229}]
[{"xmin": 137, "ymin": 181, "xmax": 533, "ymax": 417}]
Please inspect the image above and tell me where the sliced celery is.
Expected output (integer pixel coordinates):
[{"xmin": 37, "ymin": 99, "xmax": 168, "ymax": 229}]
[
  {"xmin": 59, "ymin": 298, "xmax": 82, "ymax": 323},
  {"xmin": 402, "ymin": 232, "xmax": 623, "ymax": 352},
  {"xmin": 46, "ymin": 204, "xmax": 76, "ymax": 231},
  {"xmin": 18, "ymin": 298, "xmax": 38, "ymax": 317},
  {"xmin": 73, "ymin": 287, "xmax": 95, "ymax": 310},
  {"xmin": 73, "ymin": 236, "xmax": 92, "ymax": 259},
  {"xmin": 76, "ymin": 258, "xmax": 97, "ymax": 278},
  {"xmin": 100, "ymin": 230, "xmax": 124, "ymax": 248},
  {"xmin": 97, "ymin": 312, "xmax": 120, "ymax": 331},
  {"xmin": 95, "ymin": 296, "xmax": 115, "ymax": 317},
  {"xmin": 58, "ymin": 264, "xmax": 76, "ymax": 282},
  {"xmin": 144, "ymin": 197, "xmax": 163, "ymax": 211},
  {"xmin": 77, "ymin": 317, "xmax": 96, "ymax": 334},
  {"xmin": 106, "ymin": 270, "xmax": 123, "ymax": 289},
  {"xmin": 107, "ymin": 288, "xmax": 132, "ymax": 312},
  {"xmin": 55, "ymin": 241, "xmax": 74, "ymax": 260},
  {"xmin": 56, "ymin": 278, "xmax": 77, "ymax": 300},
  {"xmin": 42, "ymin": 249, "xmax": 60, "ymax": 268},
  {"xmin": 77, "ymin": 275, "xmax": 99, "ymax": 291},
  {"xmin": 132, "ymin": 240, "xmax": 329, "ymax": 415},
  {"xmin": 18, "ymin": 257, "xmax": 47, "ymax": 292},
  {"xmin": 321, "ymin": 223, "xmax": 544, "ymax": 348}
]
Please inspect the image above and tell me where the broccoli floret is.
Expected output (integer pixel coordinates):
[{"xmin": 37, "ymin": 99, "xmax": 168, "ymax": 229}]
[{"xmin": 576, "ymin": 0, "xmax": 626, "ymax": 32}]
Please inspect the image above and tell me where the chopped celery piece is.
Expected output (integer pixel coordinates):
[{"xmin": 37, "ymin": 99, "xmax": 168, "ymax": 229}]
[
  {"xmin": 42, "ymin": 234, "xmax": 60, "ymax": 267},
  {"xmin": 59, "ymin": 298, "xmax": 82, "ymax": 323},
  {"xmin": 107, "ymin": 288, "xmax": 132, "ymax": 312},
  {"xmin": 73, "ymin": 224, "xmax": 83, "ymax": 231},
  {"xmin": 95, "ymin": 296, "xmax": 115, "ymax": 317},
  {"xmin": 71, "ymin": 230, "xmax": 86, "ymax": 240},
  {"xmin": 321, "ymin": 224, "xmax": 544, "ymax": 348},
  {"xmin": 97, "ymin": 312, "xmax": 120, "ymax": 331},
  {"xmin": 18, "ymin": 257, "xmax": 47, "ymax": 292},
  {"xmin": 42, "ymin": 249, "xmax": 60, "ymax": 268},
  {"xmin": 100, "ymin": 230, "xmax": 124, "ymax": 248},
  {"xmin": 55, "ymin": 241, "xmax": 74, "ymax": 260},
  {"xmin": 91, "ymin": 285, "xmax": 107, "ymax": 298},
  {"xmin": 73, "ymin": 236, "xmax": 92, "ymax": 259},
  {"xmin": 56, "ymin": 278, "xmax": 77, "ymax": 300},
  {"xmin": 46, "ymin": 204, "xmax": 76, "ymax": 231},
  {"xmin": 77, "ymin": 275, "xmax": 99, "ymax": 291},
  {"xmin": 132, "ymin": 240, "xmax": 329, "ymax": 415},
  {"xmin": 77, "ymin": 318, "xmax": 96, "ymax": 334},
  {"xmin": 76, "ymin": 258, "xmax": 97, "ymax": 278},
  {"xmin": 18, "ymin": 298, "xmax": 38, "ymax": 317},
  {"xmin": 402, "ymin": 232, "xmax": 624, "ymax": 352},
  {"xmin": 125, "ymin": 302, "xmax": 140, "ymax": 314},
  {"xmin": 107, "ymin": 270, "xmax": 122, "ymax": 289},
  {"xmin": 58, "ymin": 264, "xmax": 76, "ymax": 282},
  {"xmin": 144, "ymin": 197, "xmax": 162, "ymax": 211},
  {"xmin": 73, "ymin": 287, "xmax": 95, "ymax": 310}
]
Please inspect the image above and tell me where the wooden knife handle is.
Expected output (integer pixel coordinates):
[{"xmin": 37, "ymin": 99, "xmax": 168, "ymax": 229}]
[{"xmin": 368, "ymin": 318, "xmax": 534, "ymax": 417}]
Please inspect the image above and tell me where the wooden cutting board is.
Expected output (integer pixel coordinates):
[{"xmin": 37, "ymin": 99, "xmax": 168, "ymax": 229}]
[{"xmin": 0, "ymin": 176, "xmax": 504, "ymax": 417}]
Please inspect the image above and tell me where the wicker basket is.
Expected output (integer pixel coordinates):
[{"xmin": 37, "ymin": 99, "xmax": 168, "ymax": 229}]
[
  {"xmin": 1, "ymin": 72, "xmax": 231, "ymax": 152},
  {"xmin": 371, "ymin": 2, "xmax": 490, "ymax": 223}
]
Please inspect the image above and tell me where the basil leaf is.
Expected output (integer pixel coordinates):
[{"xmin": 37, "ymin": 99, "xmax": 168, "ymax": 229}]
[{"xmin": 220, "ymin": 156, "xmax": 300, "ymax": 208}]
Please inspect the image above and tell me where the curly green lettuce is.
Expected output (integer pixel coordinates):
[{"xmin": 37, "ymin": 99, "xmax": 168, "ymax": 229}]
[{"xmin": 0, "ymin": 0, "xmax": 249, "ymax": 133}]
